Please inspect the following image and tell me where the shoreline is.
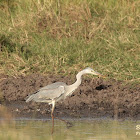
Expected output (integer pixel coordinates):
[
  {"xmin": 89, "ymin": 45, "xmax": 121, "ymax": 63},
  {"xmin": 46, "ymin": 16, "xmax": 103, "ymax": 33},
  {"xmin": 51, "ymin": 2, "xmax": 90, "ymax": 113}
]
[{"xmin": 0, "ymin": 74, "xmax": 140, "ymax": 120}]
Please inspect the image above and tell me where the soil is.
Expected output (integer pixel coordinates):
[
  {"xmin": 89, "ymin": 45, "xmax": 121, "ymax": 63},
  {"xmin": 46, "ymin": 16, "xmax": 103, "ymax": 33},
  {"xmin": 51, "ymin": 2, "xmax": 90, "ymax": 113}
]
[{"xmin": 0, "ymin": 73, "xmax": 140, "ymax": 120}]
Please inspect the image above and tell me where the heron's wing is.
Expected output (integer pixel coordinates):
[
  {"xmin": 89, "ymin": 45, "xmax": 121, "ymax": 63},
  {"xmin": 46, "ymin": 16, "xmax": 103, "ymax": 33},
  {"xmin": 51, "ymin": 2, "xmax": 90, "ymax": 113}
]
[
  {"xmin": 39, "ymin": 82, "xmax": 66, "ymax": 91},
  {"xmin": 26, "ymin": 84, "xmax": 65, "ymax": 103}
]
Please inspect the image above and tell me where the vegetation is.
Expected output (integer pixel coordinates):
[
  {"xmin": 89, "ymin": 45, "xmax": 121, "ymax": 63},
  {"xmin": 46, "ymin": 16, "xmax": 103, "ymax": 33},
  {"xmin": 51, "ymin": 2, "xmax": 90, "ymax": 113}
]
[{"xmin": 0, "ymin": 0, "xmax": 140, "ymax": 84}]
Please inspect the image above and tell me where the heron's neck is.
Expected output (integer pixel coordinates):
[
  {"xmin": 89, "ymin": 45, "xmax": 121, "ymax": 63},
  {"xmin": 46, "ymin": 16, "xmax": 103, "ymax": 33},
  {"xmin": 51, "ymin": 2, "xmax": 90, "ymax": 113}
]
[
  {"xmin": 71, "ymin": 71, "xmax": 84, "ymax": 88},
  {"xmin": 65, "ymin": 70, "xmax": 84, "ymax": 97}
]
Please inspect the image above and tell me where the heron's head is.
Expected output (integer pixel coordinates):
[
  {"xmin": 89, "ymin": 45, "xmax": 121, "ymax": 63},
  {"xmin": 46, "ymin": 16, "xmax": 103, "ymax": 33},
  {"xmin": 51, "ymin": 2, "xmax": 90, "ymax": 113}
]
[{"xmin": 83, "ymin": 67, "xmax": 104, "ymax": 77}]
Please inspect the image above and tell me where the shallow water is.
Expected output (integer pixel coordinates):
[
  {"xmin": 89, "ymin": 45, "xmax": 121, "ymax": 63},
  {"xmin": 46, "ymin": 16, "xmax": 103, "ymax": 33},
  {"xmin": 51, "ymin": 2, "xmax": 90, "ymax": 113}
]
[{"xmin": 0, "ymin": 118, "xmax": 140, "ymax": 140}]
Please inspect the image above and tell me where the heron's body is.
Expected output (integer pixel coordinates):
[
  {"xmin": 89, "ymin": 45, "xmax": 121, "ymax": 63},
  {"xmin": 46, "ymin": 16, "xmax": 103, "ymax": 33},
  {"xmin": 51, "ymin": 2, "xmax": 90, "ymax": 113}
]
[
  {"xmin": 26, "ymin": 82, "xmax": 66, "ymax": 104},
  {"xmin": 26, "ymin": 81, "xmax": 79, "ymax": 104},
  {"xmin": 25, "ymin": 67, "xmax": 103, "ymax": 134},
  {"xmin": 26, "ymin": 69, "xmax": 86, "ymax": 104}
]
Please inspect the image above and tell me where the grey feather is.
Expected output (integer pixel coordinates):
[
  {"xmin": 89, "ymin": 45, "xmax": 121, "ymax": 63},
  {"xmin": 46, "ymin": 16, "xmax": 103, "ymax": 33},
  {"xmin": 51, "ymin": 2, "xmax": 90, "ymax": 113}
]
[
  {"xmin": 39, "ymin": 82, "xmax": 66, "ymax": 91},
  {"xmin": 26, "ymin": 82, "xmax": 66, "ymax": 103}
]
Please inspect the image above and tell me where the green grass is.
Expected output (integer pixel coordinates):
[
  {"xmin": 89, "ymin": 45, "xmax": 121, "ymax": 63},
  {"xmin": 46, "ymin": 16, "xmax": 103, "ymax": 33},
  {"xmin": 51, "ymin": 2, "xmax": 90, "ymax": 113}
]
[{"xmin": 0, "ymin": 0, "xmax": 140, "ymax": 84}]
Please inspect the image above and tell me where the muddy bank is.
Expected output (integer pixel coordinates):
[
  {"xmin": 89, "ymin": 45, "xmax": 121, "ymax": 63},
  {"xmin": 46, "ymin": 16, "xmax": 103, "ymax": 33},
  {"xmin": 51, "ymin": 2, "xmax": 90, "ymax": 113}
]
[{"xmin": 0, "ymin": 74, "xmax": 140, "ymax": 119}]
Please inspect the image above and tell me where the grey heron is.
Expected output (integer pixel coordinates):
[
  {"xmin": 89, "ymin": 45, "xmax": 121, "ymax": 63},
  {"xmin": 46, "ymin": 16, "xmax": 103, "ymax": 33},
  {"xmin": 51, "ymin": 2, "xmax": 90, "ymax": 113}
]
[{"xmin": 26, "ymin": 67, "xmax": 104, "ymax": 133}]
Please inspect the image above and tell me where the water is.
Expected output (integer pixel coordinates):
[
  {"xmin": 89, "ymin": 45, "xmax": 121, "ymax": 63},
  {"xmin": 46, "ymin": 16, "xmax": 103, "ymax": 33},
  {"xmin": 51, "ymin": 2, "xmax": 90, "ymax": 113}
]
[{"xmin": 0, "ymin": 118, "xmax": 140, "ymax": 140}]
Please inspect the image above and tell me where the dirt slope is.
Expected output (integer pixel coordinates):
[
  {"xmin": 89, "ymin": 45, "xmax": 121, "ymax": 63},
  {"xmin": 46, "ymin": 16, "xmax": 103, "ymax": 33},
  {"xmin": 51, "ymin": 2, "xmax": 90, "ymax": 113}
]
[{"xmin": 0, "ymin": 74, "xmax": 140, "ymax": 119}]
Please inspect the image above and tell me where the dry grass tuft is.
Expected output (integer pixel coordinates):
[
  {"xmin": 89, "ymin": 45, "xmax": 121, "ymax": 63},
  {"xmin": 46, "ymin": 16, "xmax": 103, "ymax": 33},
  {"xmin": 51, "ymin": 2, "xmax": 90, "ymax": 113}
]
[{"xmin": 0, "ymin": 0, "xmax": 140, "ymax": 84}]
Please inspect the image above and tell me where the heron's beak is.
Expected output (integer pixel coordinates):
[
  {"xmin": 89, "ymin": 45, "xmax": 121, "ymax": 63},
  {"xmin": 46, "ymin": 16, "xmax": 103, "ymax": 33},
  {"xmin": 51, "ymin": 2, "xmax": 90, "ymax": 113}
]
[
  {"xmin": 93, "ymin": 71, "xmax": 106, "ymax": 78},
  {"xmin": 98, "ymin": 73, "xmax": 106, "ymax": 78}
]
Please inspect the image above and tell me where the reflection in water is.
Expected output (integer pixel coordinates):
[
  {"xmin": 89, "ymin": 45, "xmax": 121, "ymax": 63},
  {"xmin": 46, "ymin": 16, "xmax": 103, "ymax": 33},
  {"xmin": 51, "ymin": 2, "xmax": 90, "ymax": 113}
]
[{"xmin": 0, "ymin": 118, "xmax": 139, "ymax": 140}]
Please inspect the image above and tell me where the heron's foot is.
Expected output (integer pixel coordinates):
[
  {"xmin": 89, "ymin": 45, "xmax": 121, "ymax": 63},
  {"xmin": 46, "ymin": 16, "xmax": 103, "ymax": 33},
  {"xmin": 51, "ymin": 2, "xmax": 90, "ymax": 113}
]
[
  {"xmin": 54, "ymin": 117, "xmax": 73, "ymax": 128},
  {"xmin": 66, "ymin": 121, "xmax": 73, "ymax": 128}
]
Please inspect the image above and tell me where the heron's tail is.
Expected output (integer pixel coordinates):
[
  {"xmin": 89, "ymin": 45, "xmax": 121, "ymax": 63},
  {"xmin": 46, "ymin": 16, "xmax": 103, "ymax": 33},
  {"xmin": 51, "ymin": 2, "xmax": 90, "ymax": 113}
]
[
  {"xmin": 25, "ymin": 91, "xmax": 38, "ymax": 102},
  {"xmin": 25, "ymin": 94, "xmax": 35, "ymax": 102}
]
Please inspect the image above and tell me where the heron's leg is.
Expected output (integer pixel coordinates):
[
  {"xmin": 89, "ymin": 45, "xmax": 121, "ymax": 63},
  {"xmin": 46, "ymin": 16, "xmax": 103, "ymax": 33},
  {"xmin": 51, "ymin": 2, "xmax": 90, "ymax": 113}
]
[
  {"xmin": 53, "ymin": 116, "xmax": 73, "ymax": 128},
  {"xmin": 51, "ymin": 100, "xmax": 55, "ymax": 134}
]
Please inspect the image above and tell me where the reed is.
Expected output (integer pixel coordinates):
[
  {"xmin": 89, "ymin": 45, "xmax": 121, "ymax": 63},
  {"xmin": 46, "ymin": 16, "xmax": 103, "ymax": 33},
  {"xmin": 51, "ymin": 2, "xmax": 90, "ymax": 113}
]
[{"xmin": 0, "ymin": 0, "xmax": 140, "ymax": 84}]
